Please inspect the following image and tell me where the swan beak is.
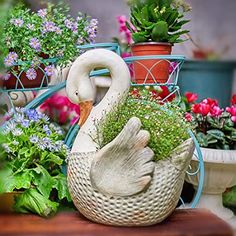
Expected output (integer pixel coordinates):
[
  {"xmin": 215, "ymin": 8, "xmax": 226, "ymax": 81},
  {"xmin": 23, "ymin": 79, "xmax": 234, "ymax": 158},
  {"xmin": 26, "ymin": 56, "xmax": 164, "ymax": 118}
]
[{"xmin": 78, "ymin": 101, "xmax": 93, "ymax": 127}]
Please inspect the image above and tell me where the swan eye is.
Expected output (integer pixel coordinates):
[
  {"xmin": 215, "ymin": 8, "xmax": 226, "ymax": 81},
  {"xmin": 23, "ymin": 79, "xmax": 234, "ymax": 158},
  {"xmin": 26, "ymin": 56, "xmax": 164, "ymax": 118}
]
[{"xmin": 75, "ymin": 90, "xmax": 79, "ymax": 96}]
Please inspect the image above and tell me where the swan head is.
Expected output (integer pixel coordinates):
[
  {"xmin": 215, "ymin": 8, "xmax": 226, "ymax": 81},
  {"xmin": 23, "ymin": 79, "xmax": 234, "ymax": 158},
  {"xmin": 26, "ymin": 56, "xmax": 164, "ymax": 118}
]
[{"xmin": 66, "ymin": 48, "xmax": 130, "ymax": 127}]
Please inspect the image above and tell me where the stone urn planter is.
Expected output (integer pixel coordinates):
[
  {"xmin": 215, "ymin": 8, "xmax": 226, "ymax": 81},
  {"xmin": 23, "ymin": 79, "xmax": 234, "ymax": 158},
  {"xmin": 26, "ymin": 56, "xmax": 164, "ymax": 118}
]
[{"xmin": 186, "ymin": 147, "xmax": 236, "ymax": 228}]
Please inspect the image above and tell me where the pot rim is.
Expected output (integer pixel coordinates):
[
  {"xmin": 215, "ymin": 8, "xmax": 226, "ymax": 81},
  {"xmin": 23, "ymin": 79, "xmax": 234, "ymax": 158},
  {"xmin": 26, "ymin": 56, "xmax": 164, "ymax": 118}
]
[
  {"xmin": 131, "ymin": 42, "xmax": 173, "ymax": 47},
  {"xmin": 192, "ymin": 147, "xmax": 236, "ymax": 164}
]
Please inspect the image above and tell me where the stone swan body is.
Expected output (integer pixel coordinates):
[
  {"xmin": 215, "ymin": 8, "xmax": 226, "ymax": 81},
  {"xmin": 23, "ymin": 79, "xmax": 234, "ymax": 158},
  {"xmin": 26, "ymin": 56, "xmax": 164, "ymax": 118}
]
[{"xmin": 66, "ymin": 49, "xmax": 194, "ymax": 226}]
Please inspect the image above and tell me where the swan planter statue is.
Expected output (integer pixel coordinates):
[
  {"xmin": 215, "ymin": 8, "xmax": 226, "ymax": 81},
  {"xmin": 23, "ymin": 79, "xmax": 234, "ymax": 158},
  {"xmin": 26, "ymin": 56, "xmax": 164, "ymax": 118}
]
[{"xmin": 66, "ymin": 49, "xmax": 195, "ymax": 226}]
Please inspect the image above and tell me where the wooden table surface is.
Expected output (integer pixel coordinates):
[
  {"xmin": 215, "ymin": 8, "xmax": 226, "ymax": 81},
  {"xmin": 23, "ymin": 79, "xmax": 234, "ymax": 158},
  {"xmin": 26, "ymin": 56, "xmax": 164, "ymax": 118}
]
[{"xmin": 0, "ymin": 209, "xmax": 234, "ymax": 236}]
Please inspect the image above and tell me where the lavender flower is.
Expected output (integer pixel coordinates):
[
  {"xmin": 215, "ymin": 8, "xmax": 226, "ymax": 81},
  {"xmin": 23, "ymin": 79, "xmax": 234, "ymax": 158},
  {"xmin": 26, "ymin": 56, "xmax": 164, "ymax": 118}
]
[
  {"xmin": 11, "ymin": 18, "xmax": 24, "ymax": 27},
  {"xmin": 37, "ymin": 139, "xmax": 47, "ymax": 150},
  {"xmin": 21, "ymin": 120, "xmax": 30, "ymax": 128},
  {"xmin": 42, "ymin": 21, "xmax": 56, "ymax": 33},
  {"xmin": 29, "ymin": 38, "xmax": 41, "ymax": 51},
  {"xmin": 4, "ymin": 56, "xmax": 14, "ymax": 67},
  {"xmin": 26, "ymin": 109, "xmax": 40, "ymax": 121},
  {"xmin": 41, "ymin": 114, "xmax": 50, "ymax": 122},
  {"xmin": 37, "ymin": 9, "xmax": 47, "ymax": 18},
  {"xmin": 77, "ymin": 36, "xmax": 84, "ymax": 45},
  {"xmin": 29, "ymin": 135, "xmax": 39, "ymax": 144},
  {"xmin": 14, "ymin": 113, "xmax": 24, "ymax": 123},
  {"xmin": 86, "ymin": 18, "xmax": 98, "ymax": 42},
  {"xmin": 55, "ymin": 26, "xmax": 62, "ymax": 35},
  {"xmin": 27, "ymin": 23, "xmax": 35, "ymax": 30},
  {"xmin": 15, "ymin": 107, "xmax": 25, "ymax": 113},
  {"xmin": 26, "ymin": 68, "xmax": 37, "ymax": 80},
  {"xmin": 43, "ymin": 125, "xmax": 52, "ymax": 135},
  {"xmin": 44, "ymin": 65, "xmax": 55, "ymax": 77},
  {"xmin": 65, "ymin": 19, "xmax": 73, "ymax": 29},
  {"xmin": 8, "ymin": 52, "xmax": 18, "ymax": 61},
  {"xmin": 72, "ymin": 22, "xmax": 78, "ymax": 33}
]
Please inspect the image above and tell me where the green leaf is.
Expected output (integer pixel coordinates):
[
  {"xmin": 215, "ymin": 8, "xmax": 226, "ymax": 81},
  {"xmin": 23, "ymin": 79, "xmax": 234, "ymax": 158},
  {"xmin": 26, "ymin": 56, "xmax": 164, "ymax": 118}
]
[
  {"xmin": 151, "ymin": 21, "xmax": 168, "ymax": 41},
  {"xmin": 52, "ymin": 173, "xmax": 71, "ymax": 201},
  {"xmin": 32, "ymin": 165, "xmax": 54, "ymax": 198},
  {"xmin": 0, "ymin": 168, "xmax": 32, "ymax": 193},
  {"xmin": 132, "ymin": 32, "xmax": 149, "ymax": 43},
  {"xmin": 14, "ymin": 188, "xmax": 59, "ymax": 217},
  {"xmin": 207, "ymin": 129, "xmax": 225, "ymax": 141},
  {"xmin": 196, "ymin": 132, "xmax": 208, "ymax": 147}
]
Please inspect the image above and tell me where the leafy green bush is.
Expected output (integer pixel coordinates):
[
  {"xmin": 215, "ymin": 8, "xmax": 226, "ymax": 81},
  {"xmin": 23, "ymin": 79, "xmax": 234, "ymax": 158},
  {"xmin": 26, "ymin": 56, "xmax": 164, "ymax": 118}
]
[
  {"xmin": 127, "ymin": 0, "xmax": 191, "ymax": 43},
  {"xmin": 0, "ymin": 108, "xmax": 71, "ymax": 217},
  {"xmin": 97, "ymin": 93, "xmax": 190, "ymax": 161}
]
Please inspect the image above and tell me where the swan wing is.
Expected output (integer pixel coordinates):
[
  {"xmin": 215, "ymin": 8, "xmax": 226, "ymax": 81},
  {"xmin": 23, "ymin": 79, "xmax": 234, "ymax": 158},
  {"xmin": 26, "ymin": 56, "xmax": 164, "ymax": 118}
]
[{"xmin": 90, "ymin": 117, "xmax": 155, "ymax": 197}]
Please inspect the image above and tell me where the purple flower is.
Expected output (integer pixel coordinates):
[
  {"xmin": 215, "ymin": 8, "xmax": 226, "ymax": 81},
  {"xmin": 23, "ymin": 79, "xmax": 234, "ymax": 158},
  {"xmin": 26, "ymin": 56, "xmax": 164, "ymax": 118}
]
[
  {"xmin": 26, "ymin": 68, "xmax": 37, "ymax": 80},
  {"xmin": 29, "ymin": 135, "xmax": 39, "ymax": 144},
  {"xmin": 4, "ymin": 56, "xmax": 14, "ymax": 67},
  {"xmin": 72, "ymin": 22, "xmax": 78, "ymax": 34},
  {"xmin": 54, "ymin": 26, "xmax": 62, "ymax": 35},
  {"xmin": 4, "ymin": 52, "xmax": 18, "ymax": 67},
  {"xmin": 21, "ymin": 120, "xmax": 30, "ymax": 128},
  {"xmin": 26, "ymin": 109, "xmax": 40, "ymax": 121},
  {"xmin": 86, "ymin": 19, "xmax": 98, "ymax": 42},
  {"xmin": 77, "ymin": 36, "xmax": 84, "ymax": 45},
  {"xmin": 65, "ymin": 19, "xmax": 73, "ymax": 29},
  {"xmin": 11, "ymin": 18, "xmax": 24, "ymax": 27},
  {"xmin": 8, "ymin": 52, "xmax": 18, "ymax": 61},
  {"xmin": 29, "ymin": 38, "xmax": 41, "ymax": 51},
  {"xmin": 43, "ymin": 125, "xmax": 52, "ymax": 135},
  {"xmin": 27, "ymin": 23, "xmax": 35, "ymax": 30},
  {"xmin": 37, "ymin": 9, "xmax": 47, "ymax": 18},
  {"xmin": 42, "ymin": 21, "xmax": 56, "ymax": 33},
  {"xmin": 44, "ymin": 65, "xmax": 55, "ymax": 77}
]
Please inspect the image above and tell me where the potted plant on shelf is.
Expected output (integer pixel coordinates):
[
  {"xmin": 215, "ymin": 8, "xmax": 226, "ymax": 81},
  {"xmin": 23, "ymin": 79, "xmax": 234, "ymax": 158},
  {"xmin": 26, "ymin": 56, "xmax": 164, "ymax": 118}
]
[
  {"xmin": 0, "ymin": 108, "xmax": 71, "ymax": 216},
  {"xmin": 1, "ymin": 3, "xmax": 98, "ymax": 89},
  {"xmin": 127, "ymin": 0, "xmax": 191, "ymax": 84},
  {"xmin": 181, "ymin": 92, "xmax": 236, "ymax": 227}
]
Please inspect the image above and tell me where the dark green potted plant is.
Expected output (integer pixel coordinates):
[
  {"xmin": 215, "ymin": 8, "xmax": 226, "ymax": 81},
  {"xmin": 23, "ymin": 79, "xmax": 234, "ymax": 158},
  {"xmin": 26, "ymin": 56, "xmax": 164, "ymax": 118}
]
[{"xmin": 127, "ymin": 0, "xmax": 191, "ymax": 84}]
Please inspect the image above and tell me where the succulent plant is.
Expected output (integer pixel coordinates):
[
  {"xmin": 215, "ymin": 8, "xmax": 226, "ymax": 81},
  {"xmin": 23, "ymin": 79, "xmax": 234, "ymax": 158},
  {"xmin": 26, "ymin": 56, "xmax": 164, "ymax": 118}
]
[{"xmin": 127, "ymin": 0, "xmax": 191, "ymax": 44}]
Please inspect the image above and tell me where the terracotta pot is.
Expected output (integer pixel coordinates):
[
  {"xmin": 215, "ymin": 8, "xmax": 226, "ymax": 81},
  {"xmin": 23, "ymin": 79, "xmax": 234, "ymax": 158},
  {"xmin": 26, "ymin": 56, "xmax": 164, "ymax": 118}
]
[
  {"xmin": 131, "ymin": 42, "xmax": 172, "ymax": 84},
  {"xmin": 0, "ymin": 192, "xmax": 21, "ymax": 212},
  {"xmin": 3, "ymin": 65, "xmax": 49, "ymax": 90}
]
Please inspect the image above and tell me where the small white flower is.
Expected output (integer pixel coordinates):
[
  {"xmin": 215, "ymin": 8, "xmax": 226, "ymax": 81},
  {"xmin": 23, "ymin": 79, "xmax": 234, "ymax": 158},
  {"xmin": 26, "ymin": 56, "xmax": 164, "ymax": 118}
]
[{"xmin": 12, "ymin": 128, "xmax": 23, "ymax": 136}]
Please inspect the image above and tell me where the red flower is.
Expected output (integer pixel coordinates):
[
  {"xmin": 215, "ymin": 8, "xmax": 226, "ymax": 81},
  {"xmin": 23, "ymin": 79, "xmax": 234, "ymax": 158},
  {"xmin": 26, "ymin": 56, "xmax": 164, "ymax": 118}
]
[
  {"xmin": 158, "ymin": 86, "xmax": 176, "ymax": 102},
  {"xmin": 202, "ymin": 98, "xmax": 218, "ymax": 107},
  {"xmin": 185, "ymin": 92, "xmax": 198, "ymax": 103},
  {"xmin": 185, "ymin": 112, "xmax": 192, "ymax": 122},
  {"xmin": 130, "ymin": 88, "xmax": 140, "ymax": 98},
  {"xmin": 231, "ymin": 94, "xmax": 236, "ymax": 105},
  {"xmin": 191, "ymin": 104, "xmax": 200, "ymax": 114}
]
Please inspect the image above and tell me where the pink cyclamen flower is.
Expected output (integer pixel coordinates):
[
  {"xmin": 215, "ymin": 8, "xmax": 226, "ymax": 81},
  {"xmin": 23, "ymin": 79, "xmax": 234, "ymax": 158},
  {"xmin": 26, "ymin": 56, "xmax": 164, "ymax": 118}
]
[
  {"xmin": 26, "ymin": 68, "xmax": 37, "ymax": 80},
  {"xmin": 210, "ymin": 105, "xmax": 223, "ymax": 117},
  {"xmin": 231, "ymin": 116, "xmax": 236, "ymax": 123},
  {"xmin": 226, "ymin": 106, "xmax": 236, "ymax": 116},
  {"xmin": 185, "ymin": 112, "xmax": 192, "ymax": 122},
  {"xmin": 44, "ymin": 65, "xmax": 55, "ymax": 77},
  {"xmin": 199, "ymin": 102, "xmax": 211, "ymax": 116}
]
